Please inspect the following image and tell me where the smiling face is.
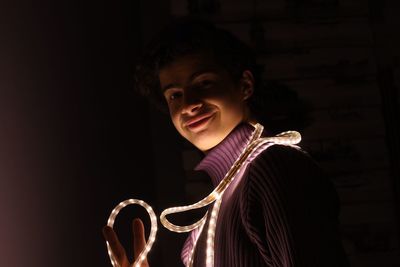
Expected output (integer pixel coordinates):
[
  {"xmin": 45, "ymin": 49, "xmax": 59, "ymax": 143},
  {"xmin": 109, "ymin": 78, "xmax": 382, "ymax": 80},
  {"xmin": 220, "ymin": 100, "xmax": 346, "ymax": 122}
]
[{"xmin": 159, "ymin": 54, "xmax": 254, "ymax": 152}]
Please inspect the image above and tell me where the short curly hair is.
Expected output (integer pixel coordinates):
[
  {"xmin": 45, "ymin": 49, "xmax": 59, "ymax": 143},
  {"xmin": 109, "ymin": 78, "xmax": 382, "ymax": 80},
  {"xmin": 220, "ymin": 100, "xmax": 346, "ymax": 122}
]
[
  {"xmin": 134, "ymin": 17, "xmax": 311, "ymax": 134},
  {"xmin": 134, "ymin": 17, "xmax": 262, "ymax": 113}
]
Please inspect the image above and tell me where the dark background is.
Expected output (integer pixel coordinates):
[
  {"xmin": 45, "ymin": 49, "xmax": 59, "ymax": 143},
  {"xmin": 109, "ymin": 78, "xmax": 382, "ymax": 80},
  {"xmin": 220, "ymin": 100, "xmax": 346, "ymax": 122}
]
[
  {"xmin": 0, "ymin": 1, "xmax": 174, "ymax": 266},
  {"xmin": 1, "ymin": 0, "xmax": 399, "ymax": 267}
]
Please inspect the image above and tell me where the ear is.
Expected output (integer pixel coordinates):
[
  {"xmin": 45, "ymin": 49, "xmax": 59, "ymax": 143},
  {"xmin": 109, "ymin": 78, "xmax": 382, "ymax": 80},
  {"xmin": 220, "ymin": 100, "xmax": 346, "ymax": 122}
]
[{"xmin": 240, "ymin": 70, "xmax": 254, "ymax": 101}]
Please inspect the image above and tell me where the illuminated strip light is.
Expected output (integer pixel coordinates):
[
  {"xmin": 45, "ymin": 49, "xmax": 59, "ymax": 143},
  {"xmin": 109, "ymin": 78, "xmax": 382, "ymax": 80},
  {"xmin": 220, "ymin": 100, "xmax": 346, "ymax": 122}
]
[
  {"xmin": 187, "ymin": 218, "xmax": 206, "ymax": 266},
  {"xmin": 106, "ymin": 124, "xmax": 301, "ymax": 267},
  {"xmin": 106, "ymin": 199, "xmax": 157, "ymax": 267},
  {"xmin": 186, "ymin": 127, "xmax": 301, "ymax": 267},
  {"xmin": 160, "ymin": 124, "xmax": 301, "ymax": 232},
  {"xmin": 205, "ymin": 197, "xmax": 222, "ymax": 267},
  {"xmin": 159, "ymin": 123, "xmax": 264, "ymax": 232}
]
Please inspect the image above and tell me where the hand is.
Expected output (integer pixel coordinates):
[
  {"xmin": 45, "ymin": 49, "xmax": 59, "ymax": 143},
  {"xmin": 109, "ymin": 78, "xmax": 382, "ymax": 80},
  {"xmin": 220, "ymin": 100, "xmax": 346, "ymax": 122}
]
[{"xmin": 103, "ymin": 218, "xmax": 150, "ymax": 267}]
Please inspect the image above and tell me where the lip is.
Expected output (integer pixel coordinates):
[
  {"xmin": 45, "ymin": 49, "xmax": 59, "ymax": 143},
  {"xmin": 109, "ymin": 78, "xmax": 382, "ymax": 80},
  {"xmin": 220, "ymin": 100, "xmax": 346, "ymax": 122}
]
[{"xmin": 184, "ymin": 112, "xmax": 215, "ymax": 132}]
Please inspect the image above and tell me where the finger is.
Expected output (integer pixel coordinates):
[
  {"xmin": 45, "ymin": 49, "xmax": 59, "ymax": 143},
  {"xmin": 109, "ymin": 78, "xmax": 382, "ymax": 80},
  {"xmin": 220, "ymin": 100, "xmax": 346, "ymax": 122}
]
[
  {"xmin": 132, "ymin": 218, "xmax": 147, "ymax": 261},
  {"xmin": 103, "ymin": 226, "xmax": 129, "ymax": 265}
]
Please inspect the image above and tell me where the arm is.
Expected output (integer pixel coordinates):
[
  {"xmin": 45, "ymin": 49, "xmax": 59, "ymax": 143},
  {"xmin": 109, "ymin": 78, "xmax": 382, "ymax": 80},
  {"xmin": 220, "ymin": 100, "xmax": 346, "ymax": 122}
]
[{"xmin": 240, "ymin": 144, "xmax": 349, "ymax": 267}]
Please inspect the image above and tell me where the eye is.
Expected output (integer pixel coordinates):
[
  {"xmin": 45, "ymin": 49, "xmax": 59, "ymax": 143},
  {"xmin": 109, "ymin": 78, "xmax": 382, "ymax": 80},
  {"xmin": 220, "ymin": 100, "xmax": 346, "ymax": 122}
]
[
  {"xmin": 200, "ymin": 80, "xmax": 214, "ymax": 87},
  {"xmin": 164, "ymin": 89, "xmax": 183, "ymax": 101},
  {"xmin": 193, "ymin": 79, "xmax": 215, "ymax": 90},
  {"xmin": 170, "ymin": 91, "xmax": 183, "ymax": 100}
]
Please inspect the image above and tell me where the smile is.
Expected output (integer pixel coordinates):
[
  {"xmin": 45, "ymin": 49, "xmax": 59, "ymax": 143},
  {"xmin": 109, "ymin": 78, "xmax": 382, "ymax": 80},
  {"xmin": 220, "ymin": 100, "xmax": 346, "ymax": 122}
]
[{"xmin": 185, "ymin": 112, "xmax": 215, "ymax": 132}]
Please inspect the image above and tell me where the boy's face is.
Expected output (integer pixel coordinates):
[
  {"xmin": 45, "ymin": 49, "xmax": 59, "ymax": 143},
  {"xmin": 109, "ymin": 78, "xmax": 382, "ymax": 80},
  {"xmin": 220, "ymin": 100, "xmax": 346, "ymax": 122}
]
[{"xmin": 159, "ymin": 53, "xmax": 253, "ymax": 152}]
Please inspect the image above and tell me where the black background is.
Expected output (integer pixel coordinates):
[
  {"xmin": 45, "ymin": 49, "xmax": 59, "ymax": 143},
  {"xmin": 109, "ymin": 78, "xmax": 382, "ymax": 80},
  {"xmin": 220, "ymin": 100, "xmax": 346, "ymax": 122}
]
[{"xmin": 0, "ymin": 1, "xmax": 166, "ymax": 266}]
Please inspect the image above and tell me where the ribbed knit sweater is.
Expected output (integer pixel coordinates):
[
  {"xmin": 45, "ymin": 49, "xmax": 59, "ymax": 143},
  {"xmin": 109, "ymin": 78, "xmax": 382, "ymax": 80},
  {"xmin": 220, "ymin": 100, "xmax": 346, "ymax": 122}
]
[{"xmin": 181, "ymin": 123, "xmax": 349, "ymax": 267}]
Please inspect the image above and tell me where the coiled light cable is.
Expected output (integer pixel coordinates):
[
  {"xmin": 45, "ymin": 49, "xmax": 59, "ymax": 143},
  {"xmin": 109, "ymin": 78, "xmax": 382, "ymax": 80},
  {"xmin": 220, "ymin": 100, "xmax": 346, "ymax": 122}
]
[
  {"xmin": 106, "ymin": 124, "xmax": 301, "ymax": 267},
  {"xmin": 106, "ymin": 199, "xmax": 157, "ymax": 267}
]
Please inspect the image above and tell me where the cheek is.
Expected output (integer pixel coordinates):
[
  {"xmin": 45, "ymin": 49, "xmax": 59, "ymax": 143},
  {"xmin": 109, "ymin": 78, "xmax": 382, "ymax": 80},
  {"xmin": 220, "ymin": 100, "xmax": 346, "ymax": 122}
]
[
  {"xmin": 168, "ymin": 106, "xmax": 182, "ymax": 128},
  {"xmin": 218, "ymin": 95, "xmax": 244, "ymax": 111}
]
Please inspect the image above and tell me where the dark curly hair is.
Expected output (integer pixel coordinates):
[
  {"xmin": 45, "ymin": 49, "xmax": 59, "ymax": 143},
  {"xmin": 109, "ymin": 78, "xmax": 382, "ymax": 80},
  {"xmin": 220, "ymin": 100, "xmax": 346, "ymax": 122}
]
[
  {"xmin": 134, "ymin": 18, "xmax": 261, "ymax": 111},
  {"xmin": 134, "ymin": 17, "xmax": 311, "ymax": 134}
]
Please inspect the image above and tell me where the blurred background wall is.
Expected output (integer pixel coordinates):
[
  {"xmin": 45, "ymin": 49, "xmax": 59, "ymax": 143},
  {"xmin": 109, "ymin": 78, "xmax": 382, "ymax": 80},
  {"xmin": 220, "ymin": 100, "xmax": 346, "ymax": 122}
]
[{"xmin": 0, "ymin": 0, "xmax": 399, "ymax": 266}]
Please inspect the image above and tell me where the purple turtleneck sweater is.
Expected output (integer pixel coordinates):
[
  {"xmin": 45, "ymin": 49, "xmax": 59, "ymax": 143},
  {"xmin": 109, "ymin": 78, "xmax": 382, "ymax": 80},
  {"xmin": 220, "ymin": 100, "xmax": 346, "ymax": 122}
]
[{"xmin": 181, "ymin": 123, "xmax": 349, "ymax": 267}]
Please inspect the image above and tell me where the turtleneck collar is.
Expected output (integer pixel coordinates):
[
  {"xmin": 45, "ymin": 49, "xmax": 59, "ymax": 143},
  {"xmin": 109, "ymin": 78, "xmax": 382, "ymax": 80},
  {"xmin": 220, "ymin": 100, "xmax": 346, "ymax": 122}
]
[{"xmin": 194, "ymin": 122, "xmax": 256, "ymax": 187}]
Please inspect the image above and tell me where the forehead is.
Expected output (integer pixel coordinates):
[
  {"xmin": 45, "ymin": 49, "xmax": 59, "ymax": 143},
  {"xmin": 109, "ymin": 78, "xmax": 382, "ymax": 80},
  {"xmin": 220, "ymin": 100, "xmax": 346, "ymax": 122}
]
[{"xmin": 159, "ymin": 54, "xmax": 223, "ymax": 89}]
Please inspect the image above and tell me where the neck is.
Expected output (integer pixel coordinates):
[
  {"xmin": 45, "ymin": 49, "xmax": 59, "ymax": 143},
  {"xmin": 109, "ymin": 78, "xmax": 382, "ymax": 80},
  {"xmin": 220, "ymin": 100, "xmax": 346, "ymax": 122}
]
[{"xmin": 194, "ymin": 122, "xmax": 256, "ymax": 186}]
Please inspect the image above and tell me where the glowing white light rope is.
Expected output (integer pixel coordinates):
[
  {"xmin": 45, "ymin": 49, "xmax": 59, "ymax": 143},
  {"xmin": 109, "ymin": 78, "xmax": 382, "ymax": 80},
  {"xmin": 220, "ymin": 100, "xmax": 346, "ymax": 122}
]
[
  {"xmin": 106, "ymin": 199, "xmax": 157, "ymax": 267},
  {"xmin": 187, "ymin": 218, "xmax": 206, "ymax": 266},
  {"xmin": 184, "ymin": 126, "xmax": 301, "ymax": 267},
  {"xmin": 106, "ymin": 124, "xmax": 301, "ymax": 267},
  {"xmin": 159, "ymin": 124, "xmax": 264, "ymax": 232},
  {"xmin": 205, "ymin": 197, "xmax": 222, "ymax": 267},
  {"xmin": 159, "ymin": 125, "xmax": 301, "ymax": 232}
]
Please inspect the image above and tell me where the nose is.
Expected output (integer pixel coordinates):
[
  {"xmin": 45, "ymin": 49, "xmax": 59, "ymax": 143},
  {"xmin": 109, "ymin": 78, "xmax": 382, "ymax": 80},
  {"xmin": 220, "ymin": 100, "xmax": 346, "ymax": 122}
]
[
  {"xmin": 181, "ymin": 101, "xmax": 202, "ymax": 115},
  {"xmin": 181, "ymin": 93, "xmax": 202, "ymax": 115}
]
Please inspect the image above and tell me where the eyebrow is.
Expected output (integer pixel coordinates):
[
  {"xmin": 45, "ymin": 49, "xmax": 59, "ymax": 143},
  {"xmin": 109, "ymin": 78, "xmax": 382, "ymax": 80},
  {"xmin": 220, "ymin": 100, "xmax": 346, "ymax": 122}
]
[{"xmin": 161, "ymin": 69, "xmax": 218, "ymax": 92}]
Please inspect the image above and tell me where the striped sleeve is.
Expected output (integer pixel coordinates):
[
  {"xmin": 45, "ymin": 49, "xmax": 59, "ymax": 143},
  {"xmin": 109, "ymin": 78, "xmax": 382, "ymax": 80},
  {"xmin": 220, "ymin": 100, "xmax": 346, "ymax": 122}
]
[
  {"xmin": 240, "ymin": 144, "xmax": 349, "ymax": 267},
  {"xmin": 181, "ymin": 227, "xmax": 203, "ymax": 267}
]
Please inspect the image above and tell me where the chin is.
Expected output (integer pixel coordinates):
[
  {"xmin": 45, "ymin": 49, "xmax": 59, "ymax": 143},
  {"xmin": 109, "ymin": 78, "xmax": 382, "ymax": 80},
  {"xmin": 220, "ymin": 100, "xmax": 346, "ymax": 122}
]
[
  {"xmin": 192, "ymin": 132, "xmax": 227, "ymax": 152},
  {"xmin": 195, "ymin": 142, "xmax": 216, "ymax": 152},
  {"xmin": 183, "ymin": 121, "xmax": 241, "ymax": 152}
]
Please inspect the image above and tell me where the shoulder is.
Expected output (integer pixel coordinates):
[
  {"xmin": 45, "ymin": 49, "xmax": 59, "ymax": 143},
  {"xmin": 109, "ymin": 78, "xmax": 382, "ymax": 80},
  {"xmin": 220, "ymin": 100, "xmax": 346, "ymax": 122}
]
[
  {"xmin": 255, "ymin": 143, "xmax": 313, "ymax": 162},
  {"xmin": 240, "ymin": 143, "xmax": 334, "ymax": 206},
  {"xmin": 238, "ymin": 145, "xmax": 311, "ymax": 237},
  {"xmin": 248, "ymin": 144, "xmax": 320, "ymax": 178},
  {"xmin": 240, "ymin": 143, "xmax": 339, "ymax": 216}
]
